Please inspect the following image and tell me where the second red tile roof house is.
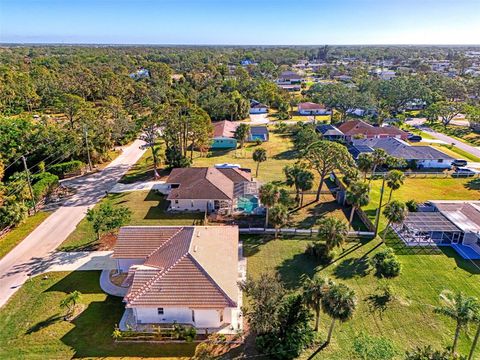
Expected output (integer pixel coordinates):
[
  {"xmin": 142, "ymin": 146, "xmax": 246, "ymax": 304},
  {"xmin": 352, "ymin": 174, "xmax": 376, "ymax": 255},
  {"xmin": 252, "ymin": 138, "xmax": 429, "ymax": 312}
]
[{"xmin": 165, "ymin": 167, "xmax": 259, "ymax": 215}]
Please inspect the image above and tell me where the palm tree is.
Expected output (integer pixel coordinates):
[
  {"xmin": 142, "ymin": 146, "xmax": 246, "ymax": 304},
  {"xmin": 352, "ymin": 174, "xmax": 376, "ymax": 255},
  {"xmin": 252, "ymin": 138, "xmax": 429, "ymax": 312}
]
[
  {"xmin": 253, "ymin": 148, "xmax": 267, "ymax": 177},
  {"xmin": 370, "ymin": 148, "xmax": 388, "ymax": 183},
  {"xmin": 322, "ymin": 283, "xmax": 357, "ymax": 345},
  {"xmin": 234, "ymin": 123, "xmax": 250, "ymax": 148},
  {"xmin": 259, "ymin": 183, "xmax": 280, "ymax": 228},
  {"xmin": 269, "ymin": 204, "xmax": 289, "ymax": 239},
  {"xmin": 301, "ymin": 274, "xmax": 331, "ymax": 332},
  {"xmin": 317, "ymin": 217, "xmax": 349, "ymax": 252},
  {"xmin": 468, "ymin": 309, "xmax": 480, "ymax": 360},
  {"xmin": 345, "ymin": 181, "xmax": 370, "ymax": 229},
  {"xmin": 382, "ymin": 200, "xmax": 407, "ymax": 242},
  {"xmin": 283, "ymin": 164, "xmax": 314, "ymax": 206},
  {"xmin": 60, "ymin": 291, "xmax": 81, "ymax": 319},
  {"xmin": 385, "ymin": 170, "xmax": 405, "ymax": 203},
  {"xmin": 357, "ymin": 153, "xmax": 373, "ymax": 181},
  {"xmin": 434, "ymin": 290, "xmax": 480, "ymax": 355}
]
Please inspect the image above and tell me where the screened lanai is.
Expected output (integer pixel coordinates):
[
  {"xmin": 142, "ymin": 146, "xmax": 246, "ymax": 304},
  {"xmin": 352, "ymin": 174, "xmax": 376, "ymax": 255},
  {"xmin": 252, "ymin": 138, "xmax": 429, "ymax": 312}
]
[{"xmin": 393, "ymin": 212, "xmax": 463, "ymax": 246}]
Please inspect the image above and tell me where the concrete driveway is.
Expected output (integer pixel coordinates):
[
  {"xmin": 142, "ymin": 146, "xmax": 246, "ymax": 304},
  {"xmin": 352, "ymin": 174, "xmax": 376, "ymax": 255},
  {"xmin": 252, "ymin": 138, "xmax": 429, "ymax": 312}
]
[{"xmin": 0, "ymin": 139, "xmax": 146, "ymax": 308}]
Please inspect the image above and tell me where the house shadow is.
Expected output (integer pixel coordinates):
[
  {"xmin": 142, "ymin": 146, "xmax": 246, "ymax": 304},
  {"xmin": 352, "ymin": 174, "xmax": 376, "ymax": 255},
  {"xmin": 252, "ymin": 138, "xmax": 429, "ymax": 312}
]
[
  {"xmin": 46, "ymin": 271, "xmax": 104, "ymax": 294},
  {"xmin": 60, "ymin": 297, "xmax": 197, "ymax": 358},
  {"xmin": 439, "ymin": 247, "xmax": 480, "ymax": 275}
]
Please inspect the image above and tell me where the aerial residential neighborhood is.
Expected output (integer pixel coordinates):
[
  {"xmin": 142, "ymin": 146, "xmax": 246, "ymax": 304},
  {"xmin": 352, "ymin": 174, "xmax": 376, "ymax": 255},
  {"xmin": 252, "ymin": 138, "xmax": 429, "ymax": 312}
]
[{"xmin": 1, "ymin": 1, "xmax": 480, "ymax": 360}]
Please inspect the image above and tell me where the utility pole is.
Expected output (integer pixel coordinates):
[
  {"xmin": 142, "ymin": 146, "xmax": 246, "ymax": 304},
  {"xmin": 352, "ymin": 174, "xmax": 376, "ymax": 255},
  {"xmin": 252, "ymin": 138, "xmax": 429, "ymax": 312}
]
[
  {"xmin": 84, "ymin": 125, "xmax": 93, "ymax": 172},
  {"xmin": 374, "ymin": 174, "xmax": 386, "ymax": 237},
  {"xmin": 21, "ymin": 155, "xmax": 36, "ymax": 214}
]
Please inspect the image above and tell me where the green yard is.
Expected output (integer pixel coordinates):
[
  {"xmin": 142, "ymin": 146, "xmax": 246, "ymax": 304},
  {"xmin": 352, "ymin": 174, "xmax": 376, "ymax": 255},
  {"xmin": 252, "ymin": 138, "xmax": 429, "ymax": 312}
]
[
  {"xmin": 364, "ymin": 177, "xmax": 480, "ymax": 230},
  {"xmin": 59, "ymin": 190, "xmax": 203, "ymax": 251},
  {"xmin": 0, "ymin": 271, "xmax": 196, "ymax": 359},
  {"xmin": 242, "ymin": 235, "xmax": 480, "ymax": 359},
  {"xmin": 0, "ymin": 211, "xmax": 51, "ymax": 260}
]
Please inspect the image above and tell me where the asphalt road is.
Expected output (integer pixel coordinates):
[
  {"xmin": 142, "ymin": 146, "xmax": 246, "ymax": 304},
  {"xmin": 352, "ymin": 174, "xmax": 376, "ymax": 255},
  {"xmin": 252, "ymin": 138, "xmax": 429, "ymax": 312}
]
[
  {"xmin": 0, "ymin": 139, "xmax": 146, "ymax": 308},
  {"xmin": 420, "ymin": 126, "xmax": 480, "ymax": 159}
]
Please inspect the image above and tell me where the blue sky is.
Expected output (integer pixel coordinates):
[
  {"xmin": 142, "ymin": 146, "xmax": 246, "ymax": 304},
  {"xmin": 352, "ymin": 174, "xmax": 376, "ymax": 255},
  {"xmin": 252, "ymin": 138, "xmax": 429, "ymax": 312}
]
[{"xmin": 1, "ymin": 0, "xmax": 479, "ymax": 44}]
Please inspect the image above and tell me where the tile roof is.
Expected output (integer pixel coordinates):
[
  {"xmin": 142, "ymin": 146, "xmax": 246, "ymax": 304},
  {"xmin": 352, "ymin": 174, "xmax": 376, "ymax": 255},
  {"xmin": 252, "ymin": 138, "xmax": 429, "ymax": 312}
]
[
  {"xmin": 298, "ymin": 102, "xmax": 325, "ymax": 110},
  {"xmin": 114, "ymin": 226, "xmax": 239, "ymax": 309},
  {"xmin": 213, "ymin": 120, "xmax": 238, "ymax": 138},
  {"xmin": 338, "ymin": 120, "xmax": 408, "ymax": 138},
  {"xmin": 166, "ymin": 167, "xmax": 252, "ymax": 201}
]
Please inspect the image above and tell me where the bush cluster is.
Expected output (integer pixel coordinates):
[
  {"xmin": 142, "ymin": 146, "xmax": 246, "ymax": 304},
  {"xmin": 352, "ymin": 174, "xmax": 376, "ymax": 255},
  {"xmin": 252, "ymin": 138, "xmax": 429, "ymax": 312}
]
[
  {"xmin": 49, "ymin": 160, "xmax": 84, "ymax": 177},
  {"xmin": 370, "ymin": 248, "xmax": 402, "ymax": 277}
]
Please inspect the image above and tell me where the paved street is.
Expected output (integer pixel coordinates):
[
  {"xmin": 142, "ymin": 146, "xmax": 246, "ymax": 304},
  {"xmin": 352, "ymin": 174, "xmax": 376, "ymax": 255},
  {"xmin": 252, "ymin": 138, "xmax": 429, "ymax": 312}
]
[
  {"xmin": 420, "ymin": 126, "xmax": 480, "ymax": 159},
  {"xmin": 0, "ymin": 139, "xmax": 146, "ymax": 308}
]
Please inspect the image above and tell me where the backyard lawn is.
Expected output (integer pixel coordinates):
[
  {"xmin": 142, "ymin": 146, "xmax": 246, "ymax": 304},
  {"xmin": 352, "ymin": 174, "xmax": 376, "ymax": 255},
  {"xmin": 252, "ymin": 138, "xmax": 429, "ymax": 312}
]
[
  {"xmin": 363, "ymin": 177, "xmax": 480, "ymax": 231},
  {"xmin": 242, "ymin": 234, "xmax": 480, "ymax": 359},
  {"xmin": 59, "ymin": 190, "xmax": 203, "ymax": 251},
  {"xmin": 0, "ymin": 271, "xmax": 196, "ymax": 359},
  {"xmin": 0, "ymin": 211, "xmax": 51, "ymax": 260}
]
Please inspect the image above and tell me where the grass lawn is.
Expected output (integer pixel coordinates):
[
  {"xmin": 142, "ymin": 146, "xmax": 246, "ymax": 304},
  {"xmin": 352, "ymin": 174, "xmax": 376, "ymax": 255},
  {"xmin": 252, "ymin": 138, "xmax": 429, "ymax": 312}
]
[
  {"xmin": 242, "ymin": 234, "xmax": 480, "ymax": 359},
  {"xmin": 120, "ymin": 146, "xmax": 161, "ymax": 184},
  {"xmin": 193, "ymin": 130, "xmax": 296, "ymax": 184},
  {"xmin": 59, "ymin": 190, "xmax": 203, "ymax": 251},
  {"xmin": 0, "ymin": 271, "xmax": 196, "ymax": 359},
  {"xmin": 364, "ymin": 177, "xmax": 480, "ymax": 230},
  {"xmin": 0, "ymin": 211, "xmax": 51, "ymax": 260}
]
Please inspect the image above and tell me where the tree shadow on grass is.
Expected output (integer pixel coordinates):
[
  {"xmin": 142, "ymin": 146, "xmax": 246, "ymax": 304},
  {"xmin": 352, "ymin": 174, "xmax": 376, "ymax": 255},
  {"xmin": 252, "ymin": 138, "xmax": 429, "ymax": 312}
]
[
  {"xmin": 333, "ymin": 257, "xmax": 370, "ymax": 279},
  {"xmin": 464, "ymin": 178, "xmax": 480, "ymax": 190},
  {"xmin": 26, "ymin": 314, "xmax": 63, "ymax": 334},
  {"xmin": 241, "ymin": 235, "xmax": 273, "ymax": 258},
  {"xmin": 276, "ymin": 252, "xmax": 321, "ymax": 290},
  {"xmin": 365, "ymin": 294, "xmax": 391, "ymax": 318},
  {"xmin": 272, "ymin": 149, "xmax": 297, "ymax": 160}
]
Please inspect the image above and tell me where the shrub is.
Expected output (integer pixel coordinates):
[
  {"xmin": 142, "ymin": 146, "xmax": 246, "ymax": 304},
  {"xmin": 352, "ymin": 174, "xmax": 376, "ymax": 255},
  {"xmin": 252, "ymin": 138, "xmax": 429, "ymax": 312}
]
[
  {"xmin": 405, "ymin": 199, "xmax": 418, "ymax": 212},
  {"xmin": 305, "ymin": 242, "xmax": 334, "ymax": 265},
  {"xmin": 255, "ymin": 138, "xmax": 263, "ymax": 146},
  {"xmin": 370, "ymin": 248, "xmax": 401, "ymax": 278},
  {"xmin": 49, "ymin": 160, "xmax": 84, "ymax": 177},
  {"xmin": 172, "ymin": 323, "xmax": 197, "ymax": 342},
  {"xmin": 31, "ymin": 172, "xmax": 59, "ymax": 201}
]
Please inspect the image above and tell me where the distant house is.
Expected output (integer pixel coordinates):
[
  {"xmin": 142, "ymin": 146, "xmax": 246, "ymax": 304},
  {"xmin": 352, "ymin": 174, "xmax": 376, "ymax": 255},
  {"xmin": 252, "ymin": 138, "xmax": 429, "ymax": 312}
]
[
  {"xmin": 372, "ymin": 69, "xmax": 396, "ymax": 80},
  {"xmin": 129, "ymin": 68, "xmax": 150, "ymax": 80},
  {"xmin": 298, "ymin": 102, "xmax": 329, "ymax": 116},
  {"xmin": 250, "ymin": 100, "xmax": 268, "ymax": 114},
  {"xmin": 278, "ymin": 84, "xmax": 302, "ymax": 92},
  {"xmin": 113, "ymin": 225, "xmax": 242, "ymax": 332},
  {"xmin": 166, "ymin": 167, "xmax": 259, "ymax": 214},
  {"xmin": 338, "ymin": 120, "xmax": 409, "ymax": 141},
  {"xmin": 211, "ymin": 121, "xmax": 238, "ymax": 149},
  {"xmin": 334, "ymin": 75, "xmax": 353, "ymax": 82},
  {"xmin": 315, "ymin": 124, "xmax": 345, "ymax": 141},
  {"xmin": 241, "ymin": 59, "xmax": 256, "ymax": 66},
  {"xmin": 350, "ymin": 138, "xmax": 454, "ymax": 169},
  {"xmin": 248, "ymin": 126, "xmax": 269, "ymax": 142},
  {"xmin": 277, "ymin": 71, "xmax": 303, "ymax": 85}
]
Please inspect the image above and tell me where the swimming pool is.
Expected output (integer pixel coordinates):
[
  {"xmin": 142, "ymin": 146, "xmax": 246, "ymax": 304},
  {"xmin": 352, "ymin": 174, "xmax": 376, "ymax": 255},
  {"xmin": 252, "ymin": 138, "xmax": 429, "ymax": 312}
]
[{"xmin": 237, "ymin": 196, "xmax": 260, "ymax": 214}]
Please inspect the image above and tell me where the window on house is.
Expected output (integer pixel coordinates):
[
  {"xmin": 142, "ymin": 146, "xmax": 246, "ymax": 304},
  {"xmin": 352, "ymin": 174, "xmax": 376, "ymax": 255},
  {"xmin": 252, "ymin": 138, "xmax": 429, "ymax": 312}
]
[
  {"xmin": 438, "ymin": 159, "xmax": 443, "ymax": 163},
  {"xmin": 219, "ymin": 310, "xmax": 224, "ymax": 323},
  {"xmin": 158, "ymin": 308, "xmax": 164, "ymax": 315},
  {"xmin": 175, "ymin": 200, "xmax": 179, "ymax": 204},
  {"xmin": 191, "ymin": 310, "xmax": 195, "ymax": 322},
  {"xmin": 191, "ymin": 200, "xmax": 194, "ymax": 207}
]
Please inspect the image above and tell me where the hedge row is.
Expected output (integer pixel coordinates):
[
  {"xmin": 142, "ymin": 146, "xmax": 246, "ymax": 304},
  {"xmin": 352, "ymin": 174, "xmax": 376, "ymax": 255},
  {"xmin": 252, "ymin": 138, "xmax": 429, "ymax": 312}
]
[
  {"xmin": 32, "ymin": 172, "xmax": 59, "ymax": 200},
  {"xmin": 49, "ymin": 160, "xmax": 84, "ymax": 176}
]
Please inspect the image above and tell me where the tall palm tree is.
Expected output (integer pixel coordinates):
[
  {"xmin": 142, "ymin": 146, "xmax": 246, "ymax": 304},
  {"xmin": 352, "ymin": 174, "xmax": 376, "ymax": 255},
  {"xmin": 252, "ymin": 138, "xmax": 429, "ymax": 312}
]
[
  {"xmin": 317, "ymin": 217, "xmax": 349, "ymax": 252},
  {"xmin": 301, "ymin": 274, "xmax": 331, "ymax": 332},
  {"xmin": 322, "ymin": 283, "xmax": 357, "ymax": 345},
  {"xmin": 385, "ymin": 170, "xmax": 405, "ymax": 203},
  {"xmin": 370, "ymin": 148, "xmax": 388, "ymax": 183},
  {"xmin": 259, "ymin": 183, "xmax": 280, "ymax": 229},
  {"xmin": 252, "ymin": 148, "xmax": 267, "ymax": 177},
  {"xmin": 357, "ymin": 153, "xmax": 373, "ymax": 181},
  {"xmin": 434, "ymin": 290, "xmax": 480, "ymax": 355},
  {"xmin": 283, "ymin": 164, "xmax": 314, "ymax": 206},
  {"xmin": 345, "ymin": 181, "xmax": 370, "ymax": 229},
  {"xmin": 269, "ymin": 204, "xmax": 289, "ymax": 239},
  {"xmin": 382, "ymin": 200, "xmax": 407, "ymax": 242},
  {"xmin": 468, "ymin": 309, "xmax": 480, "ymax": 360}
]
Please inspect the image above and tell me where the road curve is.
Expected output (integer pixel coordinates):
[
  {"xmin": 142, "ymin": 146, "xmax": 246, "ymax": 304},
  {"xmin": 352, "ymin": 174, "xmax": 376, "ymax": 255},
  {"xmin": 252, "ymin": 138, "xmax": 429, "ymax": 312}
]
[{"xmin": 0, "ymin": 139, "xmax": 146, "ymax": 308}]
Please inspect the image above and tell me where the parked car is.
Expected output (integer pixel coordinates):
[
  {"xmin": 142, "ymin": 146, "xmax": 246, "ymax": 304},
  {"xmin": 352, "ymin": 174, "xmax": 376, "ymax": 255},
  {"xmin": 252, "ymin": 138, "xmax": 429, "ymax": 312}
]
[
  {"xmin": 452, "ymin": 167, "xmax": 476, "ymax": 177},
  {"xmin": 407, "ymin": 134, "xmax": 422, "ymax": 142},
  {"xmin": 452, "ymin": 159, "xmax": 468, "ymax": 167}
]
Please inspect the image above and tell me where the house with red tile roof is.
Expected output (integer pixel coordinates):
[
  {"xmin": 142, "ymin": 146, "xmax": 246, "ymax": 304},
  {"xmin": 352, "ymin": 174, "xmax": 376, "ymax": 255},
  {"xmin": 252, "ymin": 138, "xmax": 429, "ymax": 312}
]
[
  {"xmin": 113, "ymin": 226, "xmax": 241, "ymax": 331},
  {"xmin": 298, "ymin": 102, "xmax": 330, "ymax": 115},
  {"xmin": 166, "ymin": 167, "xmax": 259, "ymax": 215},
  {"xmin": 338, "ymin": 120, "xmax": 408, "ymax": 141},
  {"xmin": 211, "ymin": 121, "xmax": 238, "ymax": 149}
]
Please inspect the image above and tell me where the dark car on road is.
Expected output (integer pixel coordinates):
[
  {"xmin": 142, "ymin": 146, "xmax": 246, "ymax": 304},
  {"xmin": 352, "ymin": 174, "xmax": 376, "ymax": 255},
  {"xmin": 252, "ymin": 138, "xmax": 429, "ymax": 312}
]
[
  {"xmin": 452, "ymin": 159, "xmax": 468, "ymax": 167},
  {"xmin": 407, "ymin": 134, "xmax": 422, "ymax": 142},
  {"xmin": 452, "ymin": 167, "xmax": 476, "ymax": 178}
]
